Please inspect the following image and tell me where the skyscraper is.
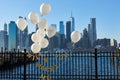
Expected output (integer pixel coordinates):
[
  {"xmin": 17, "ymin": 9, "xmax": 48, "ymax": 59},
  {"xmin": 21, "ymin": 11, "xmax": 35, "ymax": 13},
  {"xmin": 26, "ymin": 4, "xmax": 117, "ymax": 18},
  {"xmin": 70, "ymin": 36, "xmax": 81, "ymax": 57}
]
[
  {"xmin": 82, "ymin": 28, "xmax": 90, "ymax": 49},
  {"xmin": 88, "ymin": 18, "xmax": 97, "ymax": 48},
  {"xmin": 0, "ymin": 31, "xmax": 5, "ymax": 51},
  {"xmin": 70, "ymin": 13, "xmax": 75, "ymax": 32},
  {"xmin": 91, "ymin": 18, "xmax": 97, "ymax": 41},
  {"xmin": 59, "ymin": 21, "xmax": 64, "ymax": 34},
  {"xmin": 4, "ymin": 23, "xmax": 8, "ymax": 50},
  {"xmin": 88, "ymin": 24, "xmax": 91, "ymax": 47},
  {"xmin": 21, "ymin": 26, "xmax": 28, "ymax": 50},
  {"xmin": 0, "ymin": 23, "xmax": 8, "ymax": 51},
  {"xmin": 4, "ymin": 23, "xmax": 7, "ymax": 32},
  {"xmin": 66, "ymin": 21, "xmax": 71, "ymax": 43},
  {"xmin": 8, "ymin": 21, "xmax": 18, "ymax": 51},
  {"xmin": 48, "ymin": 32, "xmax": 60, "ymax": 51}
]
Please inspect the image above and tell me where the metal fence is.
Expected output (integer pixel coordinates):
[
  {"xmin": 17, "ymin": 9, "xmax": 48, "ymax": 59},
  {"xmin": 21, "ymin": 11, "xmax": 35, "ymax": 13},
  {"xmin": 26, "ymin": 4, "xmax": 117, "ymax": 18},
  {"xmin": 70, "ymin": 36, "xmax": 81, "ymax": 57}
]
[{"xmin": 0, "ymin": 49, "xmax": 120, "ymax": 80}]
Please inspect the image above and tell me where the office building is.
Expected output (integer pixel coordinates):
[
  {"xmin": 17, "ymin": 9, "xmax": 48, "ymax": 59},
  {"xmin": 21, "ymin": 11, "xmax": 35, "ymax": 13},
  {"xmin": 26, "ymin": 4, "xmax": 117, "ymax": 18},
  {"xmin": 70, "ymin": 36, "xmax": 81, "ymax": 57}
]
[
  {"xmin": 59, "ymin": 34, "xmax": 66, "ymax": 49},
  {"xmin": 82, "ymin": 28, "xmax": 90, "ymax": 49},
  {"xmin": 66, "ymin": 21, "xmax": 71, "ymax": 43},
  {"xmin": 0, "ymin": 23, "xmax": 8, "ymax": 51},
  {"xmin": 59, "ymin": 21, "xmax": 65, "ymax": 34},
  {"xmin": 70, "ymin": 13, "xmax": 75, "ymax": 32},
  {"xmin": 88, "ymin": 18, "xmax": 97, "ymax": 48},
  {"xmin": 8, "ymin": 21, "xmax": 18, "ymax": 51},
  {"xmin": 4, "ymin": 23, "xmax": 8, "ymax": 50},
  {"xmin": 48, "ymin": 32, "xmax": 60, "ymax": 51},
  {"xmin": 95, "ymin": 38, "xmax": 111, "ymax": 49},
  {"xmin": 4, "ymin": 23, "xmax": 7, "ymax": 32}
]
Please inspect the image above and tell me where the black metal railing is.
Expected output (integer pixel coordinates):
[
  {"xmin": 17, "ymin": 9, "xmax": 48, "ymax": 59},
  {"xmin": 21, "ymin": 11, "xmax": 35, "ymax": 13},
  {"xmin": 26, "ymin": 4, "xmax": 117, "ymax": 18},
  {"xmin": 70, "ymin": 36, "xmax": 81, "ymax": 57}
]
[{"xmin": 0, "ymin": 49, "xmax": 120, "ymax": 80}]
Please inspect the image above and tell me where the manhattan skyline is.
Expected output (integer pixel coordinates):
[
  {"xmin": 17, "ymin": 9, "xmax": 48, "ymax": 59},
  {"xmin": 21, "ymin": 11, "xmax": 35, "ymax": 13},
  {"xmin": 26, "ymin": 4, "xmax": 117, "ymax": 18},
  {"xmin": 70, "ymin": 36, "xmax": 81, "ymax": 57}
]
[{"xmin": 0, "ymin": 0, "xmax": 120, "ymax": 42}]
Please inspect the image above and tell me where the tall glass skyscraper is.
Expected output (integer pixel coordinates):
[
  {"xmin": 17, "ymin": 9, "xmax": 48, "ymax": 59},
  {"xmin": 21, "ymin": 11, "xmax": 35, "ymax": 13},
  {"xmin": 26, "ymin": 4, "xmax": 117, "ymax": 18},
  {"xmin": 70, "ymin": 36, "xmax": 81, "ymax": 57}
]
[
  {"xmin": 59, "ymin": 21, "xmax": 64, "ymax": 34},
  {"xmin": 17, "ymin": 26, "xmax": 28, "ymax": 50},
  {"xmin": 4, "ymin": 23, "xmax": 8, "ymax": 50},
  {"xmin": 0, "ymin": 31, "xmax": 5, "ymax": 51},
  {"xmin": 88, "ymin": 18, "xmax": 97, "ymax": 48},
  {"xmin": 0, "ymin": 23, "xmax": 8, "ymax": 51},
  {"xmin": 70, "ymin": 14, "xmax": 75, "ymax": 32},
  {"xmin": 66, "ymin": 21, "xmax": 71, "ymax": 43},
  {"xmin": 4, "ymin": 23, "xmax": 7, "ymax": 32},
  {"xmin": 8, "ymin": 21, "xmax": 17, "ymax": 51},
  {"xmin": 22, "ymin": 26, "xmax": 28, "ymax": 50}
]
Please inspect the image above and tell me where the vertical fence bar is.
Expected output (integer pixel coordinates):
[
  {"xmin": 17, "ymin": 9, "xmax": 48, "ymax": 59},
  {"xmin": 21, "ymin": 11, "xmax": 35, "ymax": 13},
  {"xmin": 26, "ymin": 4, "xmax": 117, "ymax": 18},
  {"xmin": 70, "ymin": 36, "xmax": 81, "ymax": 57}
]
[
  {"xmin": 90, "ymin": 51, "xmax": 92, "ymax": 79},
  {"xmin": 100, "ymin": 51, "xmax": 102, "ymax": 79},
  {"xmin": 117, "ymin": 50, "xmax": 120, "ymax": 80},
  {"xmin": 24, "ymin": 49, "xmax": 26, "ymax": 80},
  {"xmin": 95, "ymin": 48, "xmax": 98, "ymax": 80},
  {"xmin": 106, "ymin": 51, "xmax": 109, "ymax": 79}
]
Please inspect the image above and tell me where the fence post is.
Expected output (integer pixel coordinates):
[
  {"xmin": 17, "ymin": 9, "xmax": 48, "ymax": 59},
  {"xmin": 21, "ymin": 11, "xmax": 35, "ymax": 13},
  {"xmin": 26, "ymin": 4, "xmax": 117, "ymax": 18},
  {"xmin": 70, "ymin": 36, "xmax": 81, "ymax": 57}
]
[
  {"xmin": 94, "ymin": 48, "xmax": 98, "ymax": 80},
  {"xmin": 24, "ymin": 49, "xmax": 26, "ymax": 80},
  {"xmin": 1, "ymin": 47, "xmax": 3, "ymax": 53},
  {"xmin": 4, "ymin": 48, "xmax": 7, "ymax": 52}
]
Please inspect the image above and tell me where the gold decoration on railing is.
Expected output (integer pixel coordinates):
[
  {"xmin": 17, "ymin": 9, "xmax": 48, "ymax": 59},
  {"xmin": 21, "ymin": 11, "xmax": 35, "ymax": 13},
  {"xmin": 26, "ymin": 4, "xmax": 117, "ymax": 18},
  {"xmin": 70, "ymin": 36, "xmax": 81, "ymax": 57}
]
[
  {"xmin": 35, "ymin": 52, "xmax": 69, "ymax": 80},
  {"xmin": 36, "ymin": 63, "xmax": 45, "ymax": 70},
  {"xmin": 55, "ymin": 53, "xmax": 69, "ymax": 59},
  {"xmin": 46, "ymin": 75, "xmax": 50, "ymax": 80},
  {"xmin": 40, "ymin": 74, "xmax": 46, "ymax": 79},
  {"xmin": 46, "ymin": 66, "xmax": 54, "ymax": 71},
  {"xmin": 27, "ymin": 53, "xmax": 32, "ymax": 58},
  {"xmin": 43, "ymin": 58, "xmax": 49, "ymax": 62},
  {"xmin": 27, "ymin": 53, "xmax": 39, "ymax": 61},
  {"xmin": 40, "ymin": 74, "xmax": 50, "ymax": 80},
  {"xmin": 46, "ymin": 64, "xmax": 58, "ymax": 71},
  {"xmin": 36, "ymin": 63, "xmax": 58, "ymax": 71}
]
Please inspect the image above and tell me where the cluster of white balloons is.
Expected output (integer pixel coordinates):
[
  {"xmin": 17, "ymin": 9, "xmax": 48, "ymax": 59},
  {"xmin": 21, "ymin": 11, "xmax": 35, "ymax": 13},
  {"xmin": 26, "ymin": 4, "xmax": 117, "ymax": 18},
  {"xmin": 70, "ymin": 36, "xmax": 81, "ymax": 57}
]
[
  {"xmin": 16, "ymin": 2, "xmax": 81, "ymax": 53},
  {"xmin": 16, "ymin": 2, "xmax": 56, "ymax": 53},
  {"xmin": 71, "ymin": 31, "xmax": 81, "ymax": 44}
]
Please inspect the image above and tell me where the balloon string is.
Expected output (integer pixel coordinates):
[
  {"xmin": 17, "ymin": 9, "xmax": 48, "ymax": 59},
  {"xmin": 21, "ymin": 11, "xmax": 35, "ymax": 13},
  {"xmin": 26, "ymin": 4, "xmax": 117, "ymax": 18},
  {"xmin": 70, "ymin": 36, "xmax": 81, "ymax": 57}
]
[
  {"xmin": 72, "ymin": 43, "xmax": 75, "ymax": 49},
  {"xmin": 48, "ymin": 38, "xmax": 50, "ymax": 51}
]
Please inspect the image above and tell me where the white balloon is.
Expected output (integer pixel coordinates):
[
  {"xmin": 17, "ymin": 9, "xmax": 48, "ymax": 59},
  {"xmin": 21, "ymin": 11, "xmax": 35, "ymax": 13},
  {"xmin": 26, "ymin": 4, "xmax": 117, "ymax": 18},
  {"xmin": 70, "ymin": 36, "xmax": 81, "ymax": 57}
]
[
  {"xmin": 28, "ymin": 12, "xmax": 39, "ymax": 24},
  {"xmin": 16, "ymin": 18, "xmax": 27, "ymax": 31},
  {"xmin": 46, "ymin": 26, "xmax": 56, "ymax": 38},
  {"xmin": 31, "ymin": 33, "xmax": 42, "ymax": 43},
  {"xmin": 37, "ymin": 19, "xmax": 48, "ymax": 29},
  {"xmin": 31, "ymin": 43, "xmax": 41, "ymax": 53},
  {"xmin": 40, "ymin": 38, "xmax": 49, "ymax": 48},
  {"xmin": 36, "ymin": 29, "xmax": 46, "ymax": 39},
  {"xmin": 71, "ymin": 31, "xmax": 81, "ymax": 43},
  {"xmin": 40, "ymin": 2, "xmax": 51, "ymax": 16}
]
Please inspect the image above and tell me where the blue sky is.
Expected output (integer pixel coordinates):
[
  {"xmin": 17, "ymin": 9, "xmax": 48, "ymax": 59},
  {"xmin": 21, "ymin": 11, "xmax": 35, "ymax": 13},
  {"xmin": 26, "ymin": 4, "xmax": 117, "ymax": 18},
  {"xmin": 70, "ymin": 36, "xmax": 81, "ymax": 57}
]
[{"xmin": 0, "ymin": 0, "xmax": 120, "ymax": 42}]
